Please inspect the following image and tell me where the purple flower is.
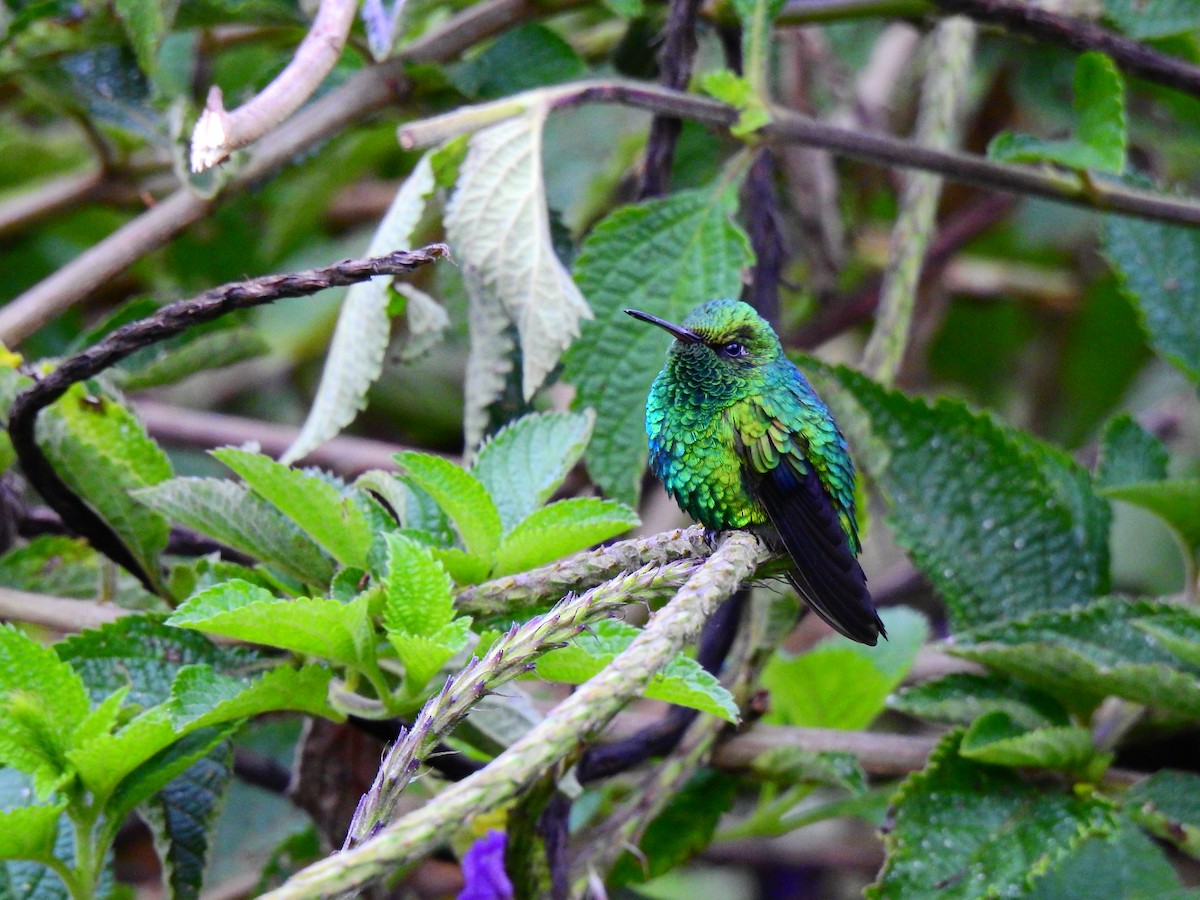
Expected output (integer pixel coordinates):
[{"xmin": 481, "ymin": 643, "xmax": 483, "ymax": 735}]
[{"xmin": 459, "ymin": 830, "xmax": 513, "ymax": 900}]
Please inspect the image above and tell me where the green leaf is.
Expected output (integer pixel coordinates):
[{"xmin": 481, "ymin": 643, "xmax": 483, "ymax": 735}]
[
  {"xmin": 748, "ymin": 747, "xmax": 866, "ymax": 795},
  {"xmin": 989, "ymin": 53, "xmax": 1126, "ymax": 174},
  {"xmin": 1125, "ymin": 770, "xmax": 1200, "ymax": 858},
  {"xmin": 140, "ymin": 746, "xmax": 232, "ymax": 900},
  {"xmin": 117, "ymin": 327, "xmax": 268, "ymax": 392},
  {"xmin": 471, "ymin": 410, "xmax": 595, "ymax": 533},
  {"xmin": 869, "ymin": 731, "xmax": 1117, "ymax": 899},
  {"xmin": 699, "ymin": 70, "xmax": 769, "ymax": 138},
  {"xmin": 212, "ymin": 448, "xmax": 373, "ymax": 570},
  {"xmin": 135, "ymin": 478, "xmax": 334, "ymax": 586},
  {"xmin": 1102, "ymin": 480, "xmax": 1200, "ymax": 559},
  {"xmin": 818, "ymin": 364, "xmax": 1110, "ymax": 630},
  {"xmin": 599, "ymin": 0, "xmax": 643, "ymax": 16},
  {"xmin": 389, "ymin": 618, "xmax": 472, "ymax": 694},
  {"xmin": 169, "ymin": 664, "xmax": 339, "ymax": 728},
  {"xmin": 57, "ymin": 616, "xmax": 248, "ymax": 708},
  {"xmin": 763, "ymin": 607, "xmax": 927, "ymax": 730},
  {"xmin": 392, "ymin": 452, "xmax": 502, "ymax": 557},
  {"xmin": 281, "ymin": 152, "xmax": 439, "ymax": 465},
  {"xmin": 67, "ymin": 707, "xmax": 178, "ymax": 805},
  {"xmin": 1105, "ymin": 0, "xmax": 1200, "ymax": 39},
  {"xmin": 381, "ymin": 533, "xmax": 455, "ymax": 637},
  {"xmin": 0, "ymin": 803, "xmax": 67, "ymax": 863},
  {"xmin": 1104, "ymin": 213, "xmax": 1200, "ymax": 383},
  {"xmin": 1027, "ymin": 819, "xmax": 1191, "ymax": 899},
  {"xmin": 168, "ymin": 581, "xmax": 373, "ymax": 667},
  {"xmin": 445, "ymin": 107, "xmax": 591, "ymax": 417},
  {"xmin": 1096, "ymin": 414, "xmax": 1169, "ymax": 489},
  {"xmin": 451, "ymin": 24, "xmax": 586, "ymax": 100},
  {"xmin": 536, "ymin": 620, "xmax": 739, "ymax": 722},
  {"xmin": 0, "ymin": 626, "xmax": 90, "ymax": 797},
  {"xmin": 565, "ymin": 184, "xmax": 753, "ymax": 505},
  {"xmin": 0, "ymin": 536, "xmax": 100, "ymax": 598},
  {"xmin": 889, "ymin": 672, "xmax": 1070, "ymax": 729},
  {"xmin": 0, "ymin": 769, "xmax": 69, "ymax": 897},
  {"xmin": 39, "ymin": 386, "xmax": 173, "ymax": 585},
  {"xmin": 491, "ymin": 498, "xmax": 639, "ymax": 576},
  {"xmin": 105, "ymin": 724, "xmax": 238, "ymax": 828},
  {"xmin": 959, "ymin": 710, "xmax": 1110, "ymax": 777},
  {"xmin": 115, "ymin": 0, "xmax": 172, "ymax": 74},
  {"xmin": 1131, "ymin": 606, "xmax": 1200, "ymax": 667},
  {"xmin": 609, "ymin": 769, "xmax": 736, "ymax": 887},
  {"xmin": 953, "ymin": 597, "xmax": 1200, "ymax": 717}
]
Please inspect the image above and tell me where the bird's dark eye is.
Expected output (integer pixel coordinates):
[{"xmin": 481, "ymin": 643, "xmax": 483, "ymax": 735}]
[{"xmin": 720, "ymin": 341, "xmax": 747, "ymax": 359}]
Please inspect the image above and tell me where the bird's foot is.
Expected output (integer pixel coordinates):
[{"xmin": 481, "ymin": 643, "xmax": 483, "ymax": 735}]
[{"xmin": 702, "ymin": 527, "xmax": 722, "ymax": 547}]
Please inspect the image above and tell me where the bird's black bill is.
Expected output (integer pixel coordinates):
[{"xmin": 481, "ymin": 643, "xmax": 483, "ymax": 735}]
[{"xmin": 624, "ymin": 309, "xmax": 703, "ymax": 344}]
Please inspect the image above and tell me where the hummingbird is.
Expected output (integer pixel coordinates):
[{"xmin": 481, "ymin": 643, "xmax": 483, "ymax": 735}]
[{"xmin": 625, "ymin": 299, "xmax": 885, "ymax": 646}]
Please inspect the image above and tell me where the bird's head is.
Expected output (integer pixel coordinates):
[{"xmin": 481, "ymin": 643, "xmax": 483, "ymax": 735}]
[{"xmin": 625, "ymin": 299, "xmax": 782, "ymax": 394}]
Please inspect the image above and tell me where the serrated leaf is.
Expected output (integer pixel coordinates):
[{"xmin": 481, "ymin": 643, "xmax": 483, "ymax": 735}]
[
  {"xmin": 763, "ymin": 607, "xmax": 927, "ymax": 730},
  {"xmin": 118, "ymin": 327, "xmax": 268, "ymax": 391},
  {"xmin": 169, "ymin": 664, "xmax": 338, "ymax": 728},
  {"xmin": 953, "ymin": 597, "xmax": 1200, "ymax": 717},
  {"xmin": 1125, "ymin": 770, "xmax": 1200, "ymax": 858},
  {"xmin": 1103, "ymin": 213, "xmax": 1200, "ymax": 383},
  {"xmin": 57, "ymin": 616, "xmax": 248, "ymax": 708},
  {"xmin": 1027, "ymin": 818, "xmax": 1189, "ymax": 899},
  {"xmin": 0, "ymin": 803, "xmax": 67, "ymax": 863},
  {"xmin": 536, "ymin": 620, "xmax": 739, "ymax": 722},
  {"xmin": 0, "ymin": 536, "xmax": 101, "ymax": 598},
  {"xmin": 1105, "ymin": 0, "xmax": 1200, "ymax": 39},
  {"xmin": 749, "ymin": 747, "xmax": 866, "ymax": 795},
  {"xmin": 491, "ymin": 498, "xmax": 638, "ymax": 576},
  {"xmin": 389, "ymin": 618, "xmax": 472, "ymax": 694},
  {"xmin": 818, "ymin": 365, "xmax": 1110, "ymax": 630},
  {"xmin": 1102, "ymin": 480, "xmax": 1200, "ymax": 557},
  {"xmin": 889, "ymin": 672, "xmax": 1070, "ymax": 729},
  {"xmin": 609, "ymin": 769, "xmax": 736, "ymax": 887},
  {"xmin": 68, "ymin": 707, "xmax": 178, "ymax": 804},
  {"xmin": 282, "ymin": 153, "xmax": 438, "ymax": 465},
  {"xmin": 1096, "ymin": 414, "xmax": 1169, "ymax": 489},
  {"xmin": 115, "ymin": 0, "xmax": 171, "ymax": 74},
  {"xmin": 446, "ymin": 107, "xmax": 592, "ymax": 407},
  {"xmin": 699, "ymin": 70, "xmax": 769, "ymax": 137},
  {"xmin": 381, "ymin": 532, "xmax": 455, "ymax": 637},
  {"xmin": 564, "ymin": 184, "xmax": 753, "ymax": 505},
  {"xmin": 105, "ymin": 724, "xmax": 238, "ymax": 828},
  {"xmin": 988, "ymin": 53, "xmax": 1126, "ymax": 174},
  {"xmin": 430, "ymin": 547, "xmax": 492, "ymax": 586},
  {"xmin": 450, "ymin": 24, "xmax": 585, "ymax": 100},
  {"xmin": 135, "ymin": 478, "xmax": 333, "ymax": 586},
  {"xmin": 0, "ymin": 626, "xmax": 90, "ymax": 797},
  {"xmin": 140, "ymin": 745, "xmax": 231, "ymax": 900},
  {"xmin": 960, "ymin": 710, "xmax": 1109, "ymax": 777},
  {"xmin": 167, "ymin": 581, "xmax": 372, "ymax": 667},
  {"xmin": 471, "ymin": 410, "xmax": 595, "ymax": 533},
  {"xmin": 392, "ymin": 452, "xmax": 501, "ymax": 557},
  {"xmin": 1132, "ymin": 606, "xmax": 1200, "ymax": 667},
  {"xmin": 869, "ymin": 731, "xmax": 1117, "ymax": 899},
  {"xmin": 213, "ymin": 448, "xmax": 373, "ymax": 570},
  {"xmin": 38, "ymin": 386, "xmax": 173, "ymax": 584}
]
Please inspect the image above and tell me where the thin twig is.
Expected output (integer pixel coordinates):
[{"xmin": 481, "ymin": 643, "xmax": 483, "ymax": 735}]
[
  {"xmin": 261, "ymin": 532, "xmax": 769, "ymax": 899},
  {"xmin": 0, "ymin": 171, "xmax": 106, "ymax": 243},
  {"xmin": 453, "ymin": 525, "xmax": 715, "ymax": 619},
  {"xmin": 190, "ymin": 0, "xmax": 359, "ymax": 172},
  {"xmin": 0, "ymin": 0, "xmax": 570, "ymax": 347},
  {"xmin": 344, "ymin": 559, "xmax": 701, "ymax": 846},
  {"xmin": 862, "ymin": 17, "xmax": 977, "ymax": 384},
  {"xmin": 6, "ymin": 246, "xmax": 449, "ymax": 592},
  {"xmin": 401, "ymin": 80, "xmax": 1200, "ymax": 228},
  {"xmin": 925, "ymin": 0, "xmax": 1200, "ymax": 99},
  {"xmin": 0, "ymin": 587, "xmax": 130, "ymax": 631},
  {"xmin": 133, "ymin": 399, "xmax": 453, "ymax": 475},
  {"xmin": 638, "ymin": 0, "xmax": 705, "ymax": 199}
]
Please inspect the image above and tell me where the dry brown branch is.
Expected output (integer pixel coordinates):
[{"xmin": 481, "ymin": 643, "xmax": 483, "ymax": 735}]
[{"xmin": 189, "ymin": 0, "xmax": 359, "ymax": 172}]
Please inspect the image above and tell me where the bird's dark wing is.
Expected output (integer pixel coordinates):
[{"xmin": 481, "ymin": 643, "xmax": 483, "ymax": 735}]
[{"xmin": 752, "ymin": 454, "xmax": 885, "ymax": 646}]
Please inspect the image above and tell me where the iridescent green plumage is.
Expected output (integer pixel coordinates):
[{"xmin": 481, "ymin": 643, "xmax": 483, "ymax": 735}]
[{"xmin": 627, "ymin": 299, "xmax": 884, "ymax": 645}]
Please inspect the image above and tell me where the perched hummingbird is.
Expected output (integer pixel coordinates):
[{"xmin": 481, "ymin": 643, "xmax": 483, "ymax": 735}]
[{"xmin": 626, "ymin": 299, "xmax": 885, "ymax": 646}]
